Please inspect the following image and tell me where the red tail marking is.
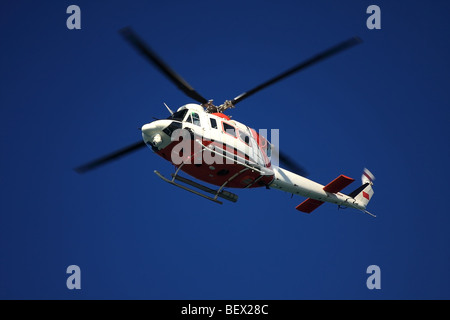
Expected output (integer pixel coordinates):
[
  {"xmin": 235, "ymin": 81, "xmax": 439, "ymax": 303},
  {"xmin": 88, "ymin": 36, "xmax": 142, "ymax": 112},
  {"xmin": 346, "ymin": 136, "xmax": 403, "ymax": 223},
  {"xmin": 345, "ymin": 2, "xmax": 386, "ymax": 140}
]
[{"xmin": 362, "ymin": 191, "xmax": 370, "ymax": 200}]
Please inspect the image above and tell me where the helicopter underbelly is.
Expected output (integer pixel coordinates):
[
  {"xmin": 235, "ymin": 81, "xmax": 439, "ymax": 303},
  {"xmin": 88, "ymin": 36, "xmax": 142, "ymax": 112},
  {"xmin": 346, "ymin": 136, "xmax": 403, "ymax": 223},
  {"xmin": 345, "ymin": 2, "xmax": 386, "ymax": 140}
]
[{"xmin": 154, "ymin": 139, "xmax": 274, "ymax": 189}]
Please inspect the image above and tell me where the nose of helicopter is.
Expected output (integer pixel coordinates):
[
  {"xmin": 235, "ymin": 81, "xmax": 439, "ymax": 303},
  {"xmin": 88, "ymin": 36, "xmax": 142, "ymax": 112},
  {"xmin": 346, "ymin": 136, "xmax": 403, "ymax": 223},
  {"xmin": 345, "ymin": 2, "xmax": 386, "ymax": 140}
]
[{"xmin": 141, "ymin": 119, "xmax": 174, "ymax": 150}]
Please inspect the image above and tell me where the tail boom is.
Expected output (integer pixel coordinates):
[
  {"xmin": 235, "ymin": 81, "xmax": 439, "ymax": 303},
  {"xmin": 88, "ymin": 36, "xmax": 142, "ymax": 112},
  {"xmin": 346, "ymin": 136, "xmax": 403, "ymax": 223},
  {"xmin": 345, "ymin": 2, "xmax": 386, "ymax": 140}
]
[{"xmin": 269, "ymin": 166, "xmax": 374, "ymax": 214}]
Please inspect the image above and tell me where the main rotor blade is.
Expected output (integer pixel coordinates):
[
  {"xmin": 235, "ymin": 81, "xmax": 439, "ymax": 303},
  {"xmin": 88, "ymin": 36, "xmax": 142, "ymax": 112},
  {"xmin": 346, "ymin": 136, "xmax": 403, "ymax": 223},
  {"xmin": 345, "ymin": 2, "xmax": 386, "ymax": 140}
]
[
  {"xmin": 120, "ymin": 27, "xmax": 209, "ymax": 105},
  {"xmin": 231, "ymin": 37, "xmax": 362, "ymax": 105},
  {"xmin": 75, "ymin": 140, "xmax": 147, "ymax": 174},
  {"xmin": 272, "ymin": 146, "xmax": 308, "ymax": 177},
  {"xmin": 278, "ymin": 151, "xmax": 308, "ymax": 177}
]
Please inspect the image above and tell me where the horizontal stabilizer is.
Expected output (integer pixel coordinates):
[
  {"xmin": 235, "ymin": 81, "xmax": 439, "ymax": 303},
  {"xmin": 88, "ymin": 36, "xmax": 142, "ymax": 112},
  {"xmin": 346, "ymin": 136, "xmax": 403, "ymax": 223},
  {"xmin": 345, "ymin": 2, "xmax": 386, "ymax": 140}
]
[
  {"xmin": 296, "ymin": 174, "xmax": 355, "ymax": 214},
  {"xmin": 323, "ymin": 174, "xmax": 354, "ymax": 193},
  {"xmin": 296, "ymin": 198, "xmax": 324, "ymax": 213}
]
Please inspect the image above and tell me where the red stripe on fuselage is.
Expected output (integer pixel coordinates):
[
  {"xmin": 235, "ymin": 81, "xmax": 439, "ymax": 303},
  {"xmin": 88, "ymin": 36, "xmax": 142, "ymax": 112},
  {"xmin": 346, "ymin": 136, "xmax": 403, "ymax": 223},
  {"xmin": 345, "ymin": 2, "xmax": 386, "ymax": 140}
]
[{"xmin": 155, "ymin": 139, "xmax": 274, "ymax": 188}]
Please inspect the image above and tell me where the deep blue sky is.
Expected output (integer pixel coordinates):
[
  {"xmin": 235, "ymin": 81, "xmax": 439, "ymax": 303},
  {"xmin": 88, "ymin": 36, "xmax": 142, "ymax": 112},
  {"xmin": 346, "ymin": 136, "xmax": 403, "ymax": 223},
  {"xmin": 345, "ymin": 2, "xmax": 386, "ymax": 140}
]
[{"xmin": 1, "ymin": 1, "xmax": 449, "ymax": 299}]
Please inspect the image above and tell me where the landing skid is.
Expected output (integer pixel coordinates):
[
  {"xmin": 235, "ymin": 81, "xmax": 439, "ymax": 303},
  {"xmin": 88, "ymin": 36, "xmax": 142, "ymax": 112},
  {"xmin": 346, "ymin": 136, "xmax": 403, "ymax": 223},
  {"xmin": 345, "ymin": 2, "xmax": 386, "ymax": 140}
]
[
  {"xmin": 154, "ymin": 169, "xmax": 239, "ymax": 204},
  {"xmin": 153, "ymin": 138, "xmax": 269, "ymax": 204}
]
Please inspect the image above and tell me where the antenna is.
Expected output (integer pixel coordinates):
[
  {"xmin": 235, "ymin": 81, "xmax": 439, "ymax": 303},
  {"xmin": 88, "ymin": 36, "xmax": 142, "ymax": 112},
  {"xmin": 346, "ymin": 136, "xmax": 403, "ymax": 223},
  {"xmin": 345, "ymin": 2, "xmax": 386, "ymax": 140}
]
[{"xmin": 163, "ymin": 102, "xmax": 174, "ymax": 115}]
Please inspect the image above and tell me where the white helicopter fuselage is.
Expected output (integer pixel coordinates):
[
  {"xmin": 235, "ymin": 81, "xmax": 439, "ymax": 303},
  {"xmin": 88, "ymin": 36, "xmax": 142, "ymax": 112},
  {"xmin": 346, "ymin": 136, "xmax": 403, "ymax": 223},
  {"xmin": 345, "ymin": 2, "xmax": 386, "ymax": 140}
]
[
  {"xmin": 141, "ymin": 103, "xmax": 274, "ymax": 189},
  {"xmin": 141, "ymin": 104, "xmax": 375, "ymax": 215}
]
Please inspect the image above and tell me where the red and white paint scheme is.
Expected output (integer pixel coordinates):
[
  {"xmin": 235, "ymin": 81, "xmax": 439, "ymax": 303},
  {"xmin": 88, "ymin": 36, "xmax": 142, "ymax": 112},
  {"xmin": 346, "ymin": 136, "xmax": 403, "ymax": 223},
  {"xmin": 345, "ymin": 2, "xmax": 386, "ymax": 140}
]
[
  {"xmin": 76, "ymin": 28, "xmax": 375, "ymax": 216},
  {"xmin": 140, "ymin": 103, "xmax": 376, "ymax": 216}
]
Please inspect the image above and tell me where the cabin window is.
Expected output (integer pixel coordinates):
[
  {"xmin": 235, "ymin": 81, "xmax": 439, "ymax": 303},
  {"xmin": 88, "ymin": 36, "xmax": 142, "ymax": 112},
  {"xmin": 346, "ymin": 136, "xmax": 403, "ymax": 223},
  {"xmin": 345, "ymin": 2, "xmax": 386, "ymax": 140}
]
[
  {"xmin": 168, "ymin": 109, "xmax": 188, "ymax": 121},
  {"xmin": 223, "ymin": 122, "xmax": 237, "ymax": 137},
  {"xmin": 239, "ymin": 130, "xmax": 250, "ymax": 145},
  {"xmin": 266, "ymin": 143, "xmax": 272, "ymax": 157},
  {"xmin": 192, "ymin": 112, "xmax": 201, "ymax": 126},
  {"xmin": 210, "ymin": 118, "xmax": 217, "ymax": 129},
  {"xmin": 186, "ymin": 112, "xmax": 201, "ymax": 126}
]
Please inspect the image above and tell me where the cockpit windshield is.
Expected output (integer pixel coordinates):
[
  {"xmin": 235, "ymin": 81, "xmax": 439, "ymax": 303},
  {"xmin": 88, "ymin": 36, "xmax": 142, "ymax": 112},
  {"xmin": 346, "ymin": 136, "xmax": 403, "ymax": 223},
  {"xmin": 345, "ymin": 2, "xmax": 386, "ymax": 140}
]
[{"xmin": 167, "ymin": 109, "xmax": 188, "ymax": 121}]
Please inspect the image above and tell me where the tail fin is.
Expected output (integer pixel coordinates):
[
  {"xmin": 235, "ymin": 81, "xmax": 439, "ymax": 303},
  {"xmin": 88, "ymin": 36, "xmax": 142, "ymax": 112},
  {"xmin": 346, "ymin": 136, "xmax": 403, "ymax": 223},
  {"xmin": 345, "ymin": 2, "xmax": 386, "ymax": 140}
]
[{"xmin": 347, "ymin": 168, "xmax": 375, "ymax": 208}]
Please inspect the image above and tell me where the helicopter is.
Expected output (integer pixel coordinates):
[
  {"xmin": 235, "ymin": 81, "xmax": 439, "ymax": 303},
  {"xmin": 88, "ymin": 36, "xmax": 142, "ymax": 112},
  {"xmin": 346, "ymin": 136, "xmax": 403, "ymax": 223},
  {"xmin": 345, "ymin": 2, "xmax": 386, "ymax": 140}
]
[{"xmin": 76, "ymin": 27, "xmax": 375, "ymax": 217}]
